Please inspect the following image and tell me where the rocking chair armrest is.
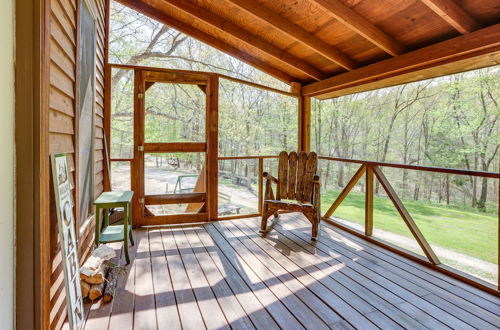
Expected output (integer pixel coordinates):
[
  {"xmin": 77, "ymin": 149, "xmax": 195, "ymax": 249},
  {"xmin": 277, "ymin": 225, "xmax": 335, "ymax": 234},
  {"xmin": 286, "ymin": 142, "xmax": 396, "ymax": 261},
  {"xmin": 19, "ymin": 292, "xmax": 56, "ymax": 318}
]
[{"xmin": 263, "ymin": 172, "xmax": 279, "ymax": 184}]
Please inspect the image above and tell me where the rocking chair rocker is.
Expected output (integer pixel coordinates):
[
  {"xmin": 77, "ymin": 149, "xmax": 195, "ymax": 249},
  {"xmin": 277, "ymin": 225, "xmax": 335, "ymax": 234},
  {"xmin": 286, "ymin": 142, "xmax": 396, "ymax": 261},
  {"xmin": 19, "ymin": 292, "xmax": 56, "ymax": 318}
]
[{"xmin": 260, "ymin": 151, "xmax": 321, "ymax": 240}]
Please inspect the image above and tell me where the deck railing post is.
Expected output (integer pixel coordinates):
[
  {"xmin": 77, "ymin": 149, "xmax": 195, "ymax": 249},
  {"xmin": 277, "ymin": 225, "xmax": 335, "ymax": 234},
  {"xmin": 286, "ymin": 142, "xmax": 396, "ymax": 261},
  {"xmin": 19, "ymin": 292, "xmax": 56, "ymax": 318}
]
[
  {"xmin": 258, "ymin": 157, "xmax": 264, "ymax": 213},
  {"xmin": 365, "ymin": 165, "xmax": 374, "ymax": 236}
]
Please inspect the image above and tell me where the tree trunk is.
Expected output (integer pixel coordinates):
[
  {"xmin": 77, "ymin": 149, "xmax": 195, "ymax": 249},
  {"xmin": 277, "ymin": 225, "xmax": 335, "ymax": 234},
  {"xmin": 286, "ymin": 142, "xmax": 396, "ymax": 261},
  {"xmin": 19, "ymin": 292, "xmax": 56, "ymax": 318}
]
[
  {"xmin": 324, "ymin": 161, "xmax": 330, "ymax": 190},
  {"xmin": 477, "ymin": 176, "xmax": 488, "ymax": 211},
  {"xmin": 471, "ymin": 176, "xmax": 477, "ymax": 207},
  {"xmin": 414, "ymin": 184, "xmax": 420, "ymax": 201},
  {"xmin": 337, "ymin": 162, "xmax": 344, "ymax": 188},
  {"xmin": 428, "ymin": 175, "xmax": 434, "ymax": 201},
  {"xmin": 438, "ymin": 178, "xmax": 443, "ymax": 203},
  {"xmin": 402, "ymin": 169, "xmax": 408, "ymax": 198},
  {"xmin": 446, "ymin": 174, "xmax": 450, "ymax": 205}
]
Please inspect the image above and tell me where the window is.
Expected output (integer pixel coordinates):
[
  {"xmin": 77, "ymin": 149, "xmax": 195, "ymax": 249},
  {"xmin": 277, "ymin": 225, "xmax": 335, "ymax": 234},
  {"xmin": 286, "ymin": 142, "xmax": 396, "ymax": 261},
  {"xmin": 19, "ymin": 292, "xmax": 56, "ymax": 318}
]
[{"xmin": 77, "ymin": 0, "xmax": 97, "ymax": 225}]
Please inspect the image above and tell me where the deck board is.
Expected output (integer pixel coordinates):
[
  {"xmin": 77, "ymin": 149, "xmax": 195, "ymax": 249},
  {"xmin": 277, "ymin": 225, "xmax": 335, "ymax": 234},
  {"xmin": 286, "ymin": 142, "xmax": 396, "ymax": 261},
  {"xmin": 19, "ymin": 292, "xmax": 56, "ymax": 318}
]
[
  {"xmin": 149, "ymin": 229, "xmax": 182, "ymax": 330},
  {"xmin": 232, "ymin": 218, "xmax": 423, "ymax": 329},
  {"xmin": 189, "ymin": 226, "xmax": 281, "ymax": 329},
  {"xmin": 182, "ymin": 226, "xmax": 256, "ymax": 329},
  {"xmin": 316, "ymin": 222, "xmax": 500, "ymax": 320},
  {"xmin": 134, "ymin": 230, "xmax": 157, "ymax": 329},
  {"xmin": 172, "ymin": 227, "xmax": 230, "ymax": 330},
  {"xmin": 82, "ymin": 214, "xmax": 500, "ymax": 330},
  {"xmin": 160, "ymin": 229, "xmax": 206, "ymax": 329},
  {"xmin": 272, "ymin": 216, "xmax": 480, "ymax": 329}
]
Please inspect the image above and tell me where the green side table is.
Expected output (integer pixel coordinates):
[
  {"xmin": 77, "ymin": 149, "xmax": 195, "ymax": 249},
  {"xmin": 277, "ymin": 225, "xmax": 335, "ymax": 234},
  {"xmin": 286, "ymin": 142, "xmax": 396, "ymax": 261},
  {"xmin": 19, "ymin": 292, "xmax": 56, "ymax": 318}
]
[{"xmin": 94, "ymin": 191, "xmax": 135, "ymax": 264}]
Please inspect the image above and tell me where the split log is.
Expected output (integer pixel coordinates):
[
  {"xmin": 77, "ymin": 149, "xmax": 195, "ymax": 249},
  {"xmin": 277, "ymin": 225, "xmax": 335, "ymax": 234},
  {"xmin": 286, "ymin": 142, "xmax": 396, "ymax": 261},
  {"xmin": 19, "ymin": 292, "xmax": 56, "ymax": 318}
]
[
  {"xmin": 81, "ymin": 280, "xmax": 90, "ymax": 299},
  {"xmin": 102, "ymin": 267, "xmax": 120, "ymax": 303},
  {"xmin": 89, "ymin": 282, "xmax": 106, "ymax": 301},
  {"xmin": 80, "ymin": 245, "xmax": 116, "ymax": 284},
  {"xmin": 81, "ymin": 262, "xmax": 110, "ymax": 284}
]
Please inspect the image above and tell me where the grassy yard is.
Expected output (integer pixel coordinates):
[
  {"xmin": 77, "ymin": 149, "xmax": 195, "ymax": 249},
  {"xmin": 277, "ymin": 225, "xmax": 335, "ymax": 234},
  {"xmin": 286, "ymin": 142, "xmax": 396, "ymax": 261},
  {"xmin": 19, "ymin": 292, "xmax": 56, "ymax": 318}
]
[{"xmin": 321, "ymin": 190, "xmax": 498, "ymax": 264}]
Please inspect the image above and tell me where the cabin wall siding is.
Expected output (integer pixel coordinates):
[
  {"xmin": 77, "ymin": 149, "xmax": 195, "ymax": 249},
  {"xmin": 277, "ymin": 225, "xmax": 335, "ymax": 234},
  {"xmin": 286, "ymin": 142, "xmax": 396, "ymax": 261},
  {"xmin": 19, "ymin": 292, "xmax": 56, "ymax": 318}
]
[{"xmin": 48, "ymin": 0, "xmax": 107, "ymax": 328}]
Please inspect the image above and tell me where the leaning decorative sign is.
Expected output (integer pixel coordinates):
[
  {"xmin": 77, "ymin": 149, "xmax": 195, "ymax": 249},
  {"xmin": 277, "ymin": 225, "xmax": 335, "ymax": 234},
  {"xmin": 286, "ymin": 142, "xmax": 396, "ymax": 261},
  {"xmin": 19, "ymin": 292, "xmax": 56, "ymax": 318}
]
[{"xmin": 51, "ymin": 153, "xmax": 84, "ymax": 330}]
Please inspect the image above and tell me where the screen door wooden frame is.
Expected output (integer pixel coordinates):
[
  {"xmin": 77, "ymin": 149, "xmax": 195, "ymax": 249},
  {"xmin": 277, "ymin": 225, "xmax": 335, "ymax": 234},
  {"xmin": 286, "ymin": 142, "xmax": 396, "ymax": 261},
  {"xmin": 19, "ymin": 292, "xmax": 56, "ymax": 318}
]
[{"xmin": 132, "ymin": 68, "xmax": 218, "ymax": 226}]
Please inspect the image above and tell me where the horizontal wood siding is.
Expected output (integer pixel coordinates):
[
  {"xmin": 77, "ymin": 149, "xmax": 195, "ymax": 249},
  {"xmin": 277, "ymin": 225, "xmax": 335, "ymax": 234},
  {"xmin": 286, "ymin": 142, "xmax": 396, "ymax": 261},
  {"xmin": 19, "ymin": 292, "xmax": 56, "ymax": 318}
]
[{"xmin": 48, "ymin": 0, "xmax": 107, "ymax": 328}]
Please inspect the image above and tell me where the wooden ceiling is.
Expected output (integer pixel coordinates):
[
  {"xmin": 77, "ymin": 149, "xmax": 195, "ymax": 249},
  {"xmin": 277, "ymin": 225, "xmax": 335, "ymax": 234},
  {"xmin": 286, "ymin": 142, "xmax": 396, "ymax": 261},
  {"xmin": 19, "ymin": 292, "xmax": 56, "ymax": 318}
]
[{"xmin": 117, "ymin": 0, "xmax": 500, "ymax": 98}]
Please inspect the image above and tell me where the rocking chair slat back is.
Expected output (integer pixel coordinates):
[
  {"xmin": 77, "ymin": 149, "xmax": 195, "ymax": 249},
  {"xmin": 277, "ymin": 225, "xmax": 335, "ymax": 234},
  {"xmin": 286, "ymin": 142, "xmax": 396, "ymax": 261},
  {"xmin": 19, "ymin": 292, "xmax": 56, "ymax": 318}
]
[
  {"xmin": 287, "ymin": 151, "xmax": 298, "ymax": 199},
  {"xmin": 295, "ymin": 152, "xmax": 308, "ymax": 201},
  {"xmin": 277, "ymin": 151, "xmax": 288, "ymax": 199},
  {"xmin": 303, "ymin": 152, "xmax": 318, "ymax": 203},
  {"xmin": 276, "ymin": 151, "xmax": 318, "ymax": 203}
]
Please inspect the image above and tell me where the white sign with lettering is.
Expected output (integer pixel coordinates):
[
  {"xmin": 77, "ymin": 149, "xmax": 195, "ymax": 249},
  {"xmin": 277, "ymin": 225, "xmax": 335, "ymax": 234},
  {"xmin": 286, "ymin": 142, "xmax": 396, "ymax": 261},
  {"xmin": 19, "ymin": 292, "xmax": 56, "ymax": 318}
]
[{"xmin": 51, "ymin": 153, "xmax": 84, "ymax": 330}]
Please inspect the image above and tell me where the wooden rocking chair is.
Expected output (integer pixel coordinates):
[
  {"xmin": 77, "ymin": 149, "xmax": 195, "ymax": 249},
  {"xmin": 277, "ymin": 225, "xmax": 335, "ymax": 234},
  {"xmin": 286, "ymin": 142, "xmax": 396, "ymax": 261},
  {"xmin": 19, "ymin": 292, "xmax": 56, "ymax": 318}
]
[{"xmin": 260, "ymin": 151, "xmax": 321, "ymax": 240}]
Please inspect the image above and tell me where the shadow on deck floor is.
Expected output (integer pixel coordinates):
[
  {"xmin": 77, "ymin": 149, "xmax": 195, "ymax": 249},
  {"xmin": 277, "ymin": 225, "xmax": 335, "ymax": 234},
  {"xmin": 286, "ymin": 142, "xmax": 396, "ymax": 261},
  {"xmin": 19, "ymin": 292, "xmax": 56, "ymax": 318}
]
[{"xmin": 79, "ymin": 213, "xmax": 500, "ymax": 330}]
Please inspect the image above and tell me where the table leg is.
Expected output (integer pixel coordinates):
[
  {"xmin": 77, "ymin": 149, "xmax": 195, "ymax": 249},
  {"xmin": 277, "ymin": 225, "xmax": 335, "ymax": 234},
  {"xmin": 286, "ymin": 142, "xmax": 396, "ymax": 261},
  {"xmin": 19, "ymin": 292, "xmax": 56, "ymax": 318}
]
[
  {"xmin": 124, "ymin": 203, "xmax": 130, "ymax": 265},
  {"xmin": 95, "ymin": 206, "xmax": 101, "ymax": 246},
  {"xmin": 128, "ymin": 202, "xmax": 135, "ymax": 246},
  {"xmin": 104, "ymin": 207, "xmax": 109, "ymax": 227}
]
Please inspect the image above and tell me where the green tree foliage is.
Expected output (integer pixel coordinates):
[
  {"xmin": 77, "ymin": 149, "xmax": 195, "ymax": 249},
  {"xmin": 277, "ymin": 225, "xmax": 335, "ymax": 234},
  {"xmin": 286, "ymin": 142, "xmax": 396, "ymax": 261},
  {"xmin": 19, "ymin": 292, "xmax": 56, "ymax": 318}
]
[
  {"xmin": 109, "ymin": 1, "xmax": 499, "ymax": 212},
  {"xmin": 312, "ymin": 69, "xmax": 499, "ymax": 211}
]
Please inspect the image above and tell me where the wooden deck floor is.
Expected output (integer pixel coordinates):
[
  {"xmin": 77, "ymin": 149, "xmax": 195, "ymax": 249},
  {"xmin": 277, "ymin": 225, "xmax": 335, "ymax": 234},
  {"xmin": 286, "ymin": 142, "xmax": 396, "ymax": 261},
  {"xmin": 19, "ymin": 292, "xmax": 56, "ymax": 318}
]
[{"xmin": 81, "ymin": 214, "xmax": 500, "ymax": 330}]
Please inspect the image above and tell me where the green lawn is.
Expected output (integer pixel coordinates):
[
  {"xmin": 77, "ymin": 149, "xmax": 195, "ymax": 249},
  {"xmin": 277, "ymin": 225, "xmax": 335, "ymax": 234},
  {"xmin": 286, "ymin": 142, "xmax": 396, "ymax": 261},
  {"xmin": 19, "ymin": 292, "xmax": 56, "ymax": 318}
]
[{"xmin": 321, "ymin": 190, "xmax": 498, "ymax": 264}]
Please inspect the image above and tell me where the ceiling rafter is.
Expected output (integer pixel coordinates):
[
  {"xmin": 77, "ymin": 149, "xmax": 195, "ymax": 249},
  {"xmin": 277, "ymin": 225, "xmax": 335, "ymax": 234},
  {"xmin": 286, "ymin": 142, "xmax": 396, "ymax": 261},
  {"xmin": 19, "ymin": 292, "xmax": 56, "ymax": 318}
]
[
  {"xmin": 117, "ymin": 0, "xmax": 297, "ymax": 83},
  {"xmin": 302, "ymin": 24, "xmax": 500, "ymax": 98},
  {"xmin": 226, "ymin": 0, "xmax": 358, "ymax": 71},
  {"xmin": 420, "ymin": 0, "xmax": 481, "ymax": 34},
  {"xmin": 309, "ymin": 0, "xmax": 406, "ymax": 56},
  {"xmin": 161, "ymin": 0, "xmax": 326, "ymax": 80}
]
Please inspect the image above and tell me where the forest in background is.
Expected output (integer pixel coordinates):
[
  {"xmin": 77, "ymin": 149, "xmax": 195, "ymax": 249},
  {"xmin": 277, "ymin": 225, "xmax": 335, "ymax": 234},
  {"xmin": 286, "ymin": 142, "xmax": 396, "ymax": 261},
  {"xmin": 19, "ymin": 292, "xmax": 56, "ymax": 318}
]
[
  {"xmin": 312, "ymin": 71, "xmax": 499, "ymax": 212},
  {"xmin": 109, "ymin": 1, "xmax": 498, "ymax": 214}
]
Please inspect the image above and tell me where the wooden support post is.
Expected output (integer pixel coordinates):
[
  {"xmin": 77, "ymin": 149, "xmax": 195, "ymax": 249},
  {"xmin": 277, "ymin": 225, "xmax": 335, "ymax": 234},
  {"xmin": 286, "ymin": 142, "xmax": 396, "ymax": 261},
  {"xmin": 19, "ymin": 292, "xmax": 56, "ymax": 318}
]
[
  {"xmin": 258, "ymin": 157, "xmax": 264, "ymax": 213},
  {"xmin": 103, "ymin": 64, "xmax": 112, "ymax": 192},
  {"xmin": 324, "ymin": 165, "xmax": 366, "ymax": 218},
  {"xmin": 365, "ymin": 165, "xmax": 374, "ymax": 236},
  {"xmin": 373, "ymin": 166, "xmax": 440, "ymax": 265},
  {"xmin": 15, "ymin": 0, "xmax": 51, "ymax": 327},
  {"xmin": 298, "ymin": 93, "xmax": 311, "ymax": 152},
  {"xmin": 132, "ymin": 69, "xmax": 143, "ymax": 226},
  {"xmin": 206, "ymin": 74, "xmax": 219, "ymax": 220}
]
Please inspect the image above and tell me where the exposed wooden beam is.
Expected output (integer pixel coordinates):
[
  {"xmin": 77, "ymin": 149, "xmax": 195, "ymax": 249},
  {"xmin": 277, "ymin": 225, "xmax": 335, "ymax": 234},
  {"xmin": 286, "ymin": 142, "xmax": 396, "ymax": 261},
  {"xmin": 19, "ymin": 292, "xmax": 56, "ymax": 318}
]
[
  {"xmin": 309, "ymin": 0, "xmax": 406, "ymax": 56},
  {"xmin": 226, "ymin": 0, "xmax": 357, "ymax": 70},
  {"xmin": 303, "ymin": 24, "xmax": 500, "ymax": 98},
  {"xmin": 315, "ymin": 49, "xmax": 500, "ymax": 99},
  {"xmin": 420, "ymin": 0, "xmax": 481, "ymax": 34},
  {"xmin": 117, "ymin": 0, "xmax": 296, "ymax": 83},
  {"xmin": 161, "ymin": 0, "xmax": 325, "ymax": 80}
]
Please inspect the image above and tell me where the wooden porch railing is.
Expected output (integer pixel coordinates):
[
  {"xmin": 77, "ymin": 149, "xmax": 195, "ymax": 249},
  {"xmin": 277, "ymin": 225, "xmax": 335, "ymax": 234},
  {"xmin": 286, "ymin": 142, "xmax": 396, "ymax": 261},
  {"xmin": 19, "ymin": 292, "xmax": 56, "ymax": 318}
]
[
  {"xmin": 217, "ymin": 155, "xmax": 278, "ymax": 220},
  {"xmin": 219, "ymin": 154, "xmax": 499, "ymax": 294},
  {"xmin": 319, "ymin": 156, "xmax": 500, "ymax": 294}
]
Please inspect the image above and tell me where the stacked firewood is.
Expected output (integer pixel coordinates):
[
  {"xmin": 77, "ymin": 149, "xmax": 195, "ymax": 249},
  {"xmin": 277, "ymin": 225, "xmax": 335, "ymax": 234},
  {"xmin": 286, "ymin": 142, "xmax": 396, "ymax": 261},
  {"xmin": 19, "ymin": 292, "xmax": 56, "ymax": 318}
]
[{"xmin": 80, "ymin": 245, "xmax": 122, "ymax": 302}]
